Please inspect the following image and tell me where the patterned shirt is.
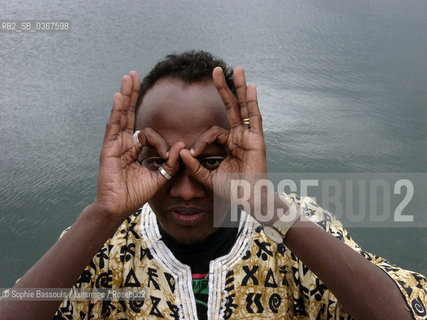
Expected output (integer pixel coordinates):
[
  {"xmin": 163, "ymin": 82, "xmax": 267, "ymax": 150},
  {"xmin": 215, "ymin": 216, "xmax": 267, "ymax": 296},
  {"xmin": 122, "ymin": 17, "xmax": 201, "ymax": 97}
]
[{"xmin": 54, "ymin": 194, "xmax": 427, "ymax": 319}]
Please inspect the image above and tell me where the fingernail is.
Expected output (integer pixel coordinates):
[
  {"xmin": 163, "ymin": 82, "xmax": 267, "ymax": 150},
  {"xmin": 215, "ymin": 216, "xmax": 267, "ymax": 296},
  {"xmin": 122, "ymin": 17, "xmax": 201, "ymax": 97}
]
[
  {"xmin": 166, "ymin": 152, "xmax": 170, "ymax": 158},
  {"xmin": 190, "ymin": 148, "xmax": 195, "ymax": 156}
]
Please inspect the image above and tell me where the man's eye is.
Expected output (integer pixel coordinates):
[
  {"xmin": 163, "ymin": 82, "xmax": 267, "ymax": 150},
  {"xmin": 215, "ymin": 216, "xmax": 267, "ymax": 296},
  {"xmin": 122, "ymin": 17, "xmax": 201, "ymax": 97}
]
[
  {"xmin": 141, "ymin": 157, "xmax": 165, "ymax": 170},
  {"xmin": 199, "ymin": 156, "xmax": 224, "ymax": 170},
  {"xmin": 141, "ymin": 156, "xmax": 224, "ymax": 171}
]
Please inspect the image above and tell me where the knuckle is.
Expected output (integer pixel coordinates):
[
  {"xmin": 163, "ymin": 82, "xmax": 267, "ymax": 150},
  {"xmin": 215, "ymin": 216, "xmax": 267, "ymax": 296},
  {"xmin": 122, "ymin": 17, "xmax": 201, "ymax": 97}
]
[
  {"xmin": 141, "ymin": 128, "xmax": 154, "ymax": 142},
  {"xmin": 224, "ymin": 102, "xmax": 233, "ymax": 110},
  {"xmin": 199, "ymin": 136, "xmax": 210, "ymax": 145},
  {"xmin": 248, "ymin": 110, "xmax": 259, "ymax": 118},
  {"xmin": 140, "ymin": 128, "xmax": 151, "ymax": 135},
  {"xmin": 239, "ymin": 101, "xmax": 248, "ymax": 108},
  {"xmin": 214, "ymin": 82, "xmax": 226, "ymax": 90},
  {"xmin": 161, "ymin": 162, "xmax": 173, "ymax": 172}
]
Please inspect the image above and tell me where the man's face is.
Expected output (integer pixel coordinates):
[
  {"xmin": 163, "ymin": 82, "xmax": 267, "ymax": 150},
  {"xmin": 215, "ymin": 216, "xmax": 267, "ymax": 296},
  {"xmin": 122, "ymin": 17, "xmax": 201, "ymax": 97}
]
[{"xmin": 135, "ymin": 77, "xmax": 230, "ymax": 244}]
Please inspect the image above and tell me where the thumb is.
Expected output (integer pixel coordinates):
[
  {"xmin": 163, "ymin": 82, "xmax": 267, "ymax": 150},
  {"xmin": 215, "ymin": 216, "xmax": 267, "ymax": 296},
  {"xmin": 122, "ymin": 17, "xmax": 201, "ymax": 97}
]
[{"xmin": 180, "ymin": 149, "xmax": 213, "ymax": 189}]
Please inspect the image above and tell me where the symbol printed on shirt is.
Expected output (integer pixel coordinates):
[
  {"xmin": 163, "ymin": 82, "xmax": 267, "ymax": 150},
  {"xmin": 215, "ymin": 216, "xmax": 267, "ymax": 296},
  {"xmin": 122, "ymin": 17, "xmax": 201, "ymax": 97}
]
[
  {"xmin": 148, "ymin": 267, "xmax": 160, "ymax": 290},
  {"xmin": 246, "ymin": 292, "xmax": 264, "ymax": 313},
  {"xmin": 242, "ymin": 266, "xmax": 259, "ymax": 286},
  {"xmin": 164, "ymin": 272, "xmax": 175, "ymax": 293},
  {"xmin": 264, "ymin": 268, "xmax": 278, "ymax": 288},
  {"xmin": 268, "ymin": 293, "xmax": 281, "ymax": 313},
  {"xmin": 124, "ymin": 268, "xmax": 141, "ymax": 287},
  {"xmin": 167, "ymin": 301, "xmax": 179, "ymax": 319},
  {"xmin": 149, "ymin": 296, "xmax": 163, "ymax": 318},
  {"xmin": 254, "ymin": 239, "xmax": 273, "ymax": 261}
]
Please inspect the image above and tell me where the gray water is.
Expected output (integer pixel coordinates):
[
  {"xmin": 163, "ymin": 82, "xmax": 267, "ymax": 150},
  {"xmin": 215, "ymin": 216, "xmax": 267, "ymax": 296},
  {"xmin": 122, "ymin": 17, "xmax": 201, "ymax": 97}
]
[{"xmin": 1, "ymin": 0, "xmax": 426, "ymax": 287}]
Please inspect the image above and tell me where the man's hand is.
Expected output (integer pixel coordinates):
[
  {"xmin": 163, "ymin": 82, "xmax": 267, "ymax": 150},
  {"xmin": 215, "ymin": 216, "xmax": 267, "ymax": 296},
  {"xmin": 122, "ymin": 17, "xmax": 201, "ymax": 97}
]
[
  {"xmin": 94, "ymin": 71, "xmax": 183, "ymax": 218},
  {"xmin": 180, "ymin": 67, "xmax": 268, "ymax": 211}
]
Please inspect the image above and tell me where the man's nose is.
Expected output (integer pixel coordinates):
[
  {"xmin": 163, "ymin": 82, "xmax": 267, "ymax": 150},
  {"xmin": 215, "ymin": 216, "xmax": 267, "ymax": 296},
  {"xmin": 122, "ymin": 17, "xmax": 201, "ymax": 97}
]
[{"xmin": 169, "ymin": 167, "xmax": 205, "ymax": 200}]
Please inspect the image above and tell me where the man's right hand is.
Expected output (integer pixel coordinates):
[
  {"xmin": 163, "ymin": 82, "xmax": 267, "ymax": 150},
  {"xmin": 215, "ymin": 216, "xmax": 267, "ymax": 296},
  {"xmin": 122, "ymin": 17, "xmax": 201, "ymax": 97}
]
[
  {"xmin": 0, "ymin": 72, "xmax": 185, "ymax": 320},
  {"xmin": 93, "ymin": 71, "xmax": 183, "ymax": 219}
]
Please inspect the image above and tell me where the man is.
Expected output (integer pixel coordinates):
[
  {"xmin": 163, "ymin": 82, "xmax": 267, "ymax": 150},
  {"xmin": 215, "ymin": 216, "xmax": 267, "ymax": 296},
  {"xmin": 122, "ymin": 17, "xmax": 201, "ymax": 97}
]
[{"xmin": 1, "ymin": 51, "xmax": 425, "ymax": 319}]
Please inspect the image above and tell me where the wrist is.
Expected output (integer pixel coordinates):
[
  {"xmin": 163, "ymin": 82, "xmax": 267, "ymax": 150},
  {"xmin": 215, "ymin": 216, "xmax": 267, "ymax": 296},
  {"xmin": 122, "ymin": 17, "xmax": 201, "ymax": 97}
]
[
  {"xmin": 80, "ymin": 203, "xmax": 127, "ymax": 229},
  {"xmin": 250, "ymin": 192, "xmax": 291, "ymax": 224},
  {"xmin": 261, "ymin": 193, "xmax": 301, "ymax": 243}
]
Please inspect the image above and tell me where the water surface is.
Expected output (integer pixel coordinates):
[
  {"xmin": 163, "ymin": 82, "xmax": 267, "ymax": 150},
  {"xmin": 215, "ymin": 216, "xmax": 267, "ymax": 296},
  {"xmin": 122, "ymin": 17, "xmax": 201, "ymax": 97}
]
[{"xmin": 1, "ymin": 0, "xmax": 426, "ymax": 286}]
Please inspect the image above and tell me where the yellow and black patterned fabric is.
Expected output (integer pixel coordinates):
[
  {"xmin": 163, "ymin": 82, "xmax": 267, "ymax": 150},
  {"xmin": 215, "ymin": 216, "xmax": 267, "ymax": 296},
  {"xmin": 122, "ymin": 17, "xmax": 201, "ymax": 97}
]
[{"xmin": 54, "ymin": 194, "xmax": 427, "ymax": 319}]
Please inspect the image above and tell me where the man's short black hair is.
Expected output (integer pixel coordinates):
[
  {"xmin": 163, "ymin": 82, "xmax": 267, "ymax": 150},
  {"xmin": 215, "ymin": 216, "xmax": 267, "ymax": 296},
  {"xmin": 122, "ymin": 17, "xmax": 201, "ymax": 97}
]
[{"xmin": 135, "ymin": 50, "xmax": 235, "ymax": 114}]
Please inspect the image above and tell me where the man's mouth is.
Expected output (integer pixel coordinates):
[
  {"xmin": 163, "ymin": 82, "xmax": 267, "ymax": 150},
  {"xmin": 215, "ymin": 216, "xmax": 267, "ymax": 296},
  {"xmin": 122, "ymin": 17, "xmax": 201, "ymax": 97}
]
[
  {"xmin": 169, "ymin": 206, "xmax": 208, "ymax": 226},
  {"xmin": 171, "ymin": 206, "xmax": 204, "ymax": 215}
]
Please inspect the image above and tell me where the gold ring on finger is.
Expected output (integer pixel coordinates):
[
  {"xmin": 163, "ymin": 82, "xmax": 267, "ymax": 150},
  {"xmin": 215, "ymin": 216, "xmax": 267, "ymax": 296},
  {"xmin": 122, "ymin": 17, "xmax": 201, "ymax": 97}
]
[{"xmin": 242, "ymin": 118, "xmax": 250, "ymax": 125}]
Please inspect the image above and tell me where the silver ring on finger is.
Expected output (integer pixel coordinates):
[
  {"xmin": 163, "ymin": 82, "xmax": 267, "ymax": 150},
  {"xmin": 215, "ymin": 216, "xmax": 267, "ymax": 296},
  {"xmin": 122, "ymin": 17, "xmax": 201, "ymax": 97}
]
[
  {"xmin": 242, "ymin": 118, "xmax": 250, "ymax": 125},
  {"xmin": 158, "ymin": 166, "xmax": 172, "ymax": 180},
  {"xmin": 133, "ymin": 130, "xmax": 142, "ymax": 148}
]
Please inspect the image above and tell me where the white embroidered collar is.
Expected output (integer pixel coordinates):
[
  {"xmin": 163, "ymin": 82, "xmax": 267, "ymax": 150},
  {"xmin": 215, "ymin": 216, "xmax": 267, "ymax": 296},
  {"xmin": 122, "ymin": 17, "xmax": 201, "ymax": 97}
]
[{"xmin": 138, "ymin": 203, "xmax": 257, "ymax": 320}]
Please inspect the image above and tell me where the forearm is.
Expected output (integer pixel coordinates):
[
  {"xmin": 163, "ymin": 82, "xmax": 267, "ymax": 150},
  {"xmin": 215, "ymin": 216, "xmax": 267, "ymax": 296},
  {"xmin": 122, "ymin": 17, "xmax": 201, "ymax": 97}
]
[
  {"xmin": 284, "ymin": 216, "xmax": 413, "ymax": 319},
  {"xmin": 0, "ymin": 204, "xmax": 125, "ymax": 320}
]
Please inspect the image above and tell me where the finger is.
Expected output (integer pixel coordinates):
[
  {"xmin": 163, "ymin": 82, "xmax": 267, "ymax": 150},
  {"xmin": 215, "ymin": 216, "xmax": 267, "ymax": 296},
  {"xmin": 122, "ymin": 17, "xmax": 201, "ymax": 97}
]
[
  {"xmin": 247, "ymin": 84, "xmax": 263, "ymax": 133},
  {"xmin": 180, "ymin": 149, "xmax": 212, "ymax": 188},
  {"xmin": 233, "ymin": 66, "xmax": 249, "ymax": 120},
  {"xmin": 190, "ymin": 126, "xmax": 229, "ymax": 157},
  {"xmin": 158, "ymin": 141, "xmax": 185, "ymax": 180},
  {"xmin": 119, "ymin": 75, "xmax": 133, "ymax": 131},
  {"xmin": 126, "ymin": 71, "xmax": 140, "ymax": 132},
  {"xmin": 104, "ymin": 93, "xmax": 124, "ymax": 143},
  {"xmin": 213, "ymin": 67, "xmax": 241, "ymax": 128},
  {"xmin": 136, "ymin": 128, "xmax": 170, "ymax": 159}
]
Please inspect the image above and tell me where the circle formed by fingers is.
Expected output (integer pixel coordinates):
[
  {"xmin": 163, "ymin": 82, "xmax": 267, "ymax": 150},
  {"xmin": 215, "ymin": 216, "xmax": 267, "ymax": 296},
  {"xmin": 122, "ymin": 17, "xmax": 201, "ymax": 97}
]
[
  {"xmin": 133, "ymin": 130, "xmax": 142, "ymax": 148},
  {"xmin": 242, "ymin": 118, "xmax": 250, "ymax": 125},
  {"xmin": 158, "ymin": 166, "xmax": 172, "ymax": 180}
]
